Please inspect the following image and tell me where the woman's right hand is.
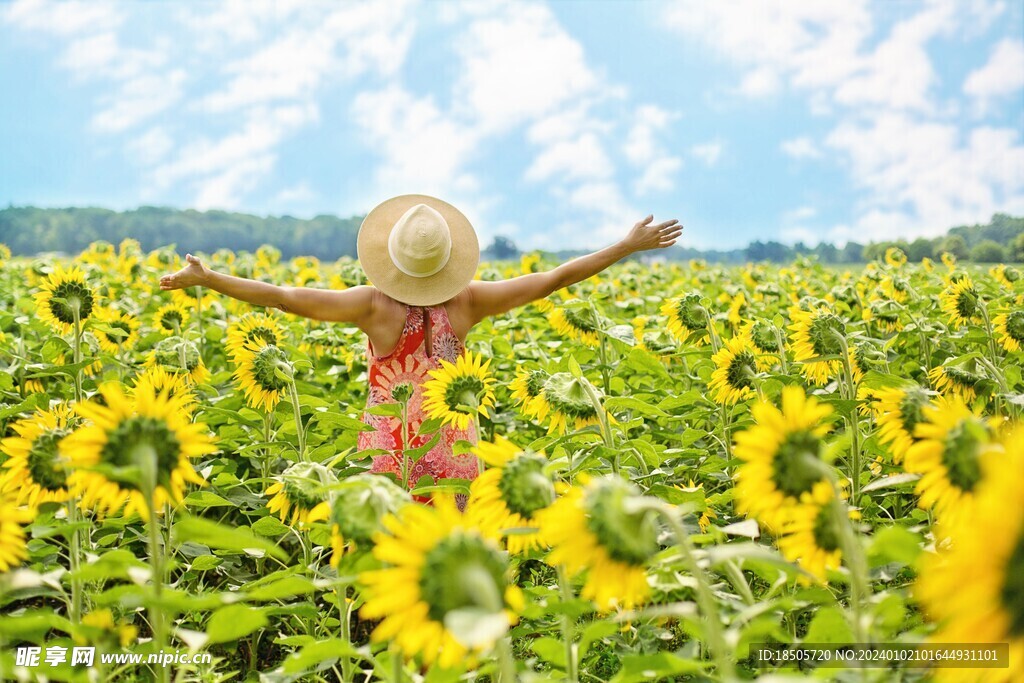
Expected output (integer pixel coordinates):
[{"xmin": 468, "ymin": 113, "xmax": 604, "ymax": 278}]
[{"xmin": 159, "ymin": 253, "xmax": 208, "ymax": 291}]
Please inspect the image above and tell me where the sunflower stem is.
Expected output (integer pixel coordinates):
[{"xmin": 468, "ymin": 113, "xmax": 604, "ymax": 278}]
[
  {"xmin": 496, "ymin": 636, "xmax": 517, "ymax": 682},
  {"xmin": 194, "ymin": 287, "xmax": 204, "ymax": 362},
  {"xmin": 656, "ymin": 504, "xmax": 735, "ymax": 682},
  {"xmin": 139, "ymin": 445, "xmax": 169, "ymax": 683},
  {"xmin": 556, "ymin": 565, "xmax": 578, "ymax": 683},
  {"xmin": 72, "ymin": 305, "xmax": 83, "ymax": 404},
  {"xmin": 978, "ymin": 301, "xmax": 1001, "ymax": 369},
  {"xmin": 66, "ymin": 499, "xmax": 83, "ymax": 624},
  {"xmin": 391, "ymin": 649, "xmax": 404, "ymax": 683},
  {"xmin": 598, "ymin": 331, "xmax": 611, "ymax": 396},
  {"xmin": 400, "ymin": 400, "xmax": 410, "ymax": 490},
  {"xmin": 580, "ymin": 378, "xmax": 616, "ymax": 474},
  {"xmin": 772, "ymin": 325, "xmax": 788, "ymax": 374},
  {"xmin": 336, "ymin": 583, "xmax": 353, "ymax": 682},
  {"xmin": 832, "ymin": 332, "xmax": 863, "ymax": 507},
  {"xmin": 287, "ymin": 377, "xmax": 307, "ymax": 461},
  {"xmin": 831, "ymin": 494, "xmax": 870, "ymax": 647}
]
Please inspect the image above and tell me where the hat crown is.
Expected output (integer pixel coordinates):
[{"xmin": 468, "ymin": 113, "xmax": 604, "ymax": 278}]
[{"xmin": 387, "ymin": 204, "xmax": 452, "ymax": 278}]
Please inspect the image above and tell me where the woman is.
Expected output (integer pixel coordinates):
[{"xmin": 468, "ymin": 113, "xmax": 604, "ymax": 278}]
[{"xmin": 160, "ymin": 194, "xmax": 682, "ymax": 490}]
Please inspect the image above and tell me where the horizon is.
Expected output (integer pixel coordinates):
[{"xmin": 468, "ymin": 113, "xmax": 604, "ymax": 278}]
[{"xmin": 2, "ymin": 1, "xmax": 1023, "ymax": 251}]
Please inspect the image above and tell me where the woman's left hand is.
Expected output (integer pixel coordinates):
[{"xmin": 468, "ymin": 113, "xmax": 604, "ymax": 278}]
[{"xmin": 621, "ymin": 215, "xmax": 684, "ymax": 253}]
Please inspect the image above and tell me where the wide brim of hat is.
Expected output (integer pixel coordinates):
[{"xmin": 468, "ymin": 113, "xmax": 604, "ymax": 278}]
[{"xmin": 357, "ymin": 194, "xmax": 480, "ymax": 306}]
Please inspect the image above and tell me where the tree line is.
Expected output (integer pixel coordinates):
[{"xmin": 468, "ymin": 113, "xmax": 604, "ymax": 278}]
[{"xmin": 2, "ymin": 205, "xmax": 1022, "ymax": 264}]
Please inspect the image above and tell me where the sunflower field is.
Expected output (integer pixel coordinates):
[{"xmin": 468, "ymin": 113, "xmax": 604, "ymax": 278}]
[{"xmin": 0, "ymin": 240, "xmax": 1022, "ymax": 682}]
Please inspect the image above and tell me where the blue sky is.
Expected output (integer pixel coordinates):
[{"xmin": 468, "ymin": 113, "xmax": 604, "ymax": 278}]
[{"xmin": 1, "ymin": 0, "xmax": 1022, "ymax": 251}]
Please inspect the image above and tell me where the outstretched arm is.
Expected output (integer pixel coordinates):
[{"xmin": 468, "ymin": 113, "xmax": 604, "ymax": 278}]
[
  {"xmin": 159, "ymin": 254, "xmax": 373, "ymax": 323},
  {"xmin": 466, "ymin": 215, "xmax": 682, "ymax": 321}
]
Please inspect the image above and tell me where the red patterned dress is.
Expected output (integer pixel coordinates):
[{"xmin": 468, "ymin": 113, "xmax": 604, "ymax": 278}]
[{"xmin": 359, "ymin": 304, "xmax": 479, "ymax": 493}]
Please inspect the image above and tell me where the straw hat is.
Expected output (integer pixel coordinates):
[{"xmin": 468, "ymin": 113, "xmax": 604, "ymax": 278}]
[{"xmin": 357, "ymin": 194, "xmax": 480, "ymax": 306}]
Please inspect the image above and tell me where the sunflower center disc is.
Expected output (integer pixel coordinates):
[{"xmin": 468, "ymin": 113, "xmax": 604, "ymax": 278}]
[
  {"xmin": 563, "ymin": 305, "xmax": 599, "ymax": 333},
  {"xmin": 1006, "ymin": 311, "xmax": 1024, "ymax": 342},
  {"xmin": 102, "ymin": 416, "xmax": 181, "ymax": 491},
  {"xmin": 808, "ymin": 314, "xmax": 845, "ymax": 356},
  {"xmin": 772, "ymin": 431, "xmax": 826, "ymax": 499},
  {"xmin": 955, "ymin": 287, "xmax": 978, "ymax": 320},
  {"xmin": 27, "ymin": 429, "xmax": 70, "ymax": 491},
  {"xmin": 252, "ymin": 345, "xmax": 289, "ymax": 392},
  {"xmin": 898, "ymin": 389, "xmax": 928, "ymax": 435},
  {"xmin": 726, "ymin": 352, "xmax": 757, "ymax": 390},
  {"xmin": 812, "ymin": 502, "xmax": 842, "ymax": 553},
  {"xmin": 1002, "ymin": 532, "xmax": 1024, "ymax": 636},
  {"xmin": 50, "ymin": 282, "xmax": 94, "ymax": 325},
  {"xmin": 542, "ymin": 373, "xmax": 597, "ymax": 420},
  {"xmin": 443, "ymin": 376, "xmax": 484, "ymax": 414},
  {"xmin": 941, "ymin": 419, "xmax": 986, "ymax": 492},
  {"xmin": 498, "ymin": 454, "xmax": 554, "ymax": 519},
  {"xmin": 750, "ymin": 322, "xmax": 778, "ymax": 352},
  {"xmin": 420, "ymin": 533, "xmax": 507, "ymax": 622},
  {"xmin": 583, "ymin": 478, "xmax": 659, "ymax": 566}
]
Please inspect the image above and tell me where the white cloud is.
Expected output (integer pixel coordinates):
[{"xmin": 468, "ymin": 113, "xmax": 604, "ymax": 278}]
[
  {"xmin": 781, "ymin": 136, "xmax": 823, "ymax": 160},
  {"xmin": 622, "ymin": 105, "xmax": 682, "ymax": 195},
  {"xmin": 351, "ymin": 86, "xmax": 480, "ymax": 198},
  {"xmin": 525, "ymin": 133, "xmax": 613, "ymax": 182},
  {"xmin": 127, "ymin": 127, "xmax": 174, "ymax": 166},
  {"xmin": 825, "ymin": 112, "xmax": 1024, "ymax": 241},
  {"xmin": 275, "ymin": 182, "xmax": 316, "ymax": 205},
  {"xmin": 3, "ymin": 0, "xmax": 122, "ymax": 36},
  {"xmin": 964, "ymin": 38, "xmax": 1024, "ymax": 103},
  {"xmin": 691, "ymin": 141, "xmax": 722, "ymax": 166},
  {"xmin": 784, "ymin": 206, "xmax": 818, "ymax": 222},
  {"xmin": 453, "ymin": 3, "xmax": 599, "ymax": 134},
  {"xmin": 151, "ymin": 103, "xmax": 319, "ymax": 209}
]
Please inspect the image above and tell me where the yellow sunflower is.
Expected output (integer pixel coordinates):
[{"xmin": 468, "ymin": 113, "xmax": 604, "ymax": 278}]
[
  {"xmin": 928, "ymin": 363, "xmax": 983, "ymax": 404},
  {"xmin": 422, "ymin": 351, "xmax": 496, "ymax": 431},
  {"xmin": 661, "ymin": 293, "xmax": 710, "ymax": 345},
  {"xmin": 0, "ymin": 405, "xmax": 77, "ymax": 507},
  {"xmin": 709, "ymin": 335, "xmax": 760, "ymax": 405},
  {"xmin": 468, "ymin": 435, "xmax": 555, "ymax": 554},
  {"xmin": 359, "ymin": 495, "xmax": 522, "ymax": 668},
  {"xmin": 734, "ymin": 386, "xmax": 834, "ymax": 531},
  {"xmin": 264, "ymin": 462, "xmax": 335, "ymax": 528},
  {"xmin": 939, "ymin": 276, "xmax": 981, "ymax": 328},
  {"xmin": 548, "ymin": 299, "xmax": 602, "ymax": 347},
  {"xmin": 145, "ymin": 336, "xmax": 211, "ymax": 385},
  {"xmin": 921, "ymin": 257, "xmax": 934, "ymax": 272},
  {"xmin": 777, "ymin": 481, "xmax": 856, "ymax": 584},
  {"xmin": 536, "ymin": 476, "xmax": 654, "ymax": 612},
  {"xmin": 914, "ymin": 429, "xmax": 1023, "ymax": 682},
  {"xmin": 509, "ymin": 367, "xmax": 551, "ymax": 424},
  {"xmin": 225, "ymin": 312, "xmax": 284, "ymax": 361},
  {"xmin": 93, "ymin": 307, "xmax": 140, "ymax": 354},
  {"xmin": 233, "ymin": 341, "xmax": 290, "ymax": 412},
  {"xmin": 153, "ymin": 302, "xmax": 190, "ymax": 336},
  {"xmin": 538, "ymin": 372, "xmax": 606, "ymax": 435},
  {"xmin": 874, "ymin": 385, "xmax": 931, "ymax": 464},
  {"xmin": 34, "ymin": 264, "xmax": 95, "ymax": 334},
  {"xmin": 903, "ymin": 396, "xmax": 1003, "ymax": 523},
  {"xmin": 993, "ymin": 310, "xmax": 1024, "ymax": 353},
  {"xmin": 788, "ymin": 307, "xmax": 851, "ymax": 386},
  {"xmin": 741, "ymin": 320, "xmax": 782, "ymax": 371},
  {"xmin": 941, "ymin": 251, "xmax": 957, "ymax": 270},
  {"xmin": 328, "ymin": 473, "xmax": 411, "ymax": 567},
  {"xmin": 62, "ymin": 382, "xmax": 215, "ymax": 521},
  {"xmin": 0, "ymin": 243, "xmax": 10, "ymax": 265},
  {"xmin": 0, "ymin": 491, "xmax": 32, "ymax": 572},
  {"xmin": 131, "ymin": 365, "xmax": 196, "ymax": 414},
  {"xmin": 989, "ymin": 263, "xmax": 1020, "ymax": 290},
  {"xmin": 884, "ymin": 246, "xmax": 907, "ymax": 268},
  {"xmin": 865, "ymin": 299, "xmax": 904, "ymax": 333}
]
